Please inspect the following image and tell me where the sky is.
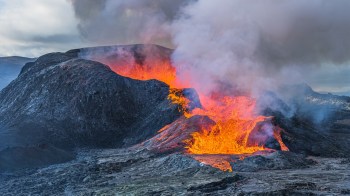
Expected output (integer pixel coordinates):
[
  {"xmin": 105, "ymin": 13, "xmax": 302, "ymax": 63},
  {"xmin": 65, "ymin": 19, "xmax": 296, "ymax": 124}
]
[
  {"xmin": 0, "ymin": 0, "xmax": 83, "ymax": 57},
  {"xmin": 0, "ymin": 0, "xmax": 349, "ymax": 95}
]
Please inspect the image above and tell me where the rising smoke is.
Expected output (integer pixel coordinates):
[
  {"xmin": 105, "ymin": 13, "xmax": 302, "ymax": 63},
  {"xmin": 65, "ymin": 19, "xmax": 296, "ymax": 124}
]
[
  {"xmin": 69, "ymin": 0, "xmax": 350, "ymax": 95},
  {"xmin": 69, "ymin": 0, "xmax": 350, "ymax": 117},
  {"xmin": 171, "ymin": 0, "xmax": 350, "ymax": 97},
  {"xmin": 69, "ymin": 0, "xmax": 191, "ymax": 47}
]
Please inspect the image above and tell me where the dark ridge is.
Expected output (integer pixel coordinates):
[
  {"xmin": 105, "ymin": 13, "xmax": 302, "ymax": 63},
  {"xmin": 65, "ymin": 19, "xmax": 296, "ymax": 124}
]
[{"xmin": 0, "ymin": 47, "xmax": 196, "ymax": 171}]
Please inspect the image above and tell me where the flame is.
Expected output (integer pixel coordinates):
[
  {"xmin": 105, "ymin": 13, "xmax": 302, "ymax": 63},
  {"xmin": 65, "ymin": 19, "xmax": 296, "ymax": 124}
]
[
  {"xmin": 105, "ymin": 56, "xmax": 288, "ymax": 171},
  {"xmin": 184, "ymin": 96, "xmax": 268, "ymax": 154}
]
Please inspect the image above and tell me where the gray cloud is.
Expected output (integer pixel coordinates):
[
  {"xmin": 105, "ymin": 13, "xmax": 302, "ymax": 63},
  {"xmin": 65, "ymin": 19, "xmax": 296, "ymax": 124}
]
[
  {"xmin": 254, "ymin": 0, "xmax": 350, "ymax": 67},
  {"xmin": 170, "ymin": 0, "xmax": 350, "ymax": 96},
  {"xmin": 69, "ymin": 0, "xmax": 191, "ymax": 47},
  {"xmin": 31, "ymin": 34, "xmax": 81, "ymax": 44},
  {"xmin": 0, "ymin": 0, "xmax": 82, "ymax": 57},
  {"xmin": 68, "ymin": 0, "xmax": 350, "ymax": 96},
  {"xmin": 0, "ymin": 0, "xmax": 349, "ymax": 97}
]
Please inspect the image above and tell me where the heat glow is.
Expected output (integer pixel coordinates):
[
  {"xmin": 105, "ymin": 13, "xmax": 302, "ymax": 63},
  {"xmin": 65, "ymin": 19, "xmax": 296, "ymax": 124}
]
[
  {"xmin": 184, "ymin": 96, "xmax": 268, "ymax": 154},
  {"xmin": 108, "ymin": 59, "xmax": 288, "ymax": 171},
  {"xmin": 108, "ymin": 61, "xmax": 182, "ymax": 88}
]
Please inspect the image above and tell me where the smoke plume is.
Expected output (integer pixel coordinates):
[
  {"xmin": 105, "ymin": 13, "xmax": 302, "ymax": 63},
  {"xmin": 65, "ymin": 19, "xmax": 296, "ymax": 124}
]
[
  {"xmin": 171, "ymin": 0, "xmax": 350, "ymax": 97},
  {"xmin": 69, "ymin": 0, "xmax": 350, "ymax": 96},
  {"xmin": 69, "ymin": 0, "xmax": 190, "ymax": 47},
  {"xmin": 69, "ymin": 0, "xmax": 350, "ymax": 105}
]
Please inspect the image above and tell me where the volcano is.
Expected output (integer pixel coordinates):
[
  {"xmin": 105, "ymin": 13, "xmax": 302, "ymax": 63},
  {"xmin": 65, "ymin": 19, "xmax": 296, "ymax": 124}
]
[
  {"xmin": 0, "ymin": 44, "xmax": 349, "ymax": 195},
  {"xmin": 79, "ymin": 45, "xmax": 290, "ymax": 157}
]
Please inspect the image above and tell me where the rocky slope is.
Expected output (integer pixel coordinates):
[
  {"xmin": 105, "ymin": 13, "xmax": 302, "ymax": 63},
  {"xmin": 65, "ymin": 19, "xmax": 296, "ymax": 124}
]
[
  {"xmin": 0, "ymin": 148, "xmax": 349, "ymax": 195},
  {"xmin": 0, "ymin": 46, "xmax": 198, "ymax": 171},
  {"xmin": 260, "ymin": 84, "xmax": 350, "ymax": 157}
]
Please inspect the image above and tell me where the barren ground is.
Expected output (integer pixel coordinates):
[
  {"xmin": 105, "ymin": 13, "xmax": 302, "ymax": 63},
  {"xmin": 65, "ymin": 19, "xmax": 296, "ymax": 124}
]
[{"xmin": 1, "ymin": 148, "xmax": 349, "ymax": 195}]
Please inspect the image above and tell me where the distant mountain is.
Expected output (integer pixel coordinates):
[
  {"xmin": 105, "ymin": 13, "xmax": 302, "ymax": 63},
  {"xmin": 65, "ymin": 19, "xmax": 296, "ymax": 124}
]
[
  {"xmin": 329, "ymin": 91, "xmax": 350, "ymax": 97},
  {"xmin": 0, "ymin": 56, "xmax": 36, "ymax": 90}
]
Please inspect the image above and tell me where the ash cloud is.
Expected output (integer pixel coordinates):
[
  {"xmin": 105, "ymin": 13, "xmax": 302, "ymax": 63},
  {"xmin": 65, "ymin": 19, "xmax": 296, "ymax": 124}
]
[
  {"xmin": 69, "ymin": 0, "xmax": 191, "ymax": 47},
  {"xmin": 171, "ymin": 0, "xmax": 350, "ymax": 97},
  {"xmin": 69, "ymin": 0, "xmax": 350, "ymax": 115},
  {"xmin": 69, "ymin": 0, "xmax": 350, "ymax": 76}
]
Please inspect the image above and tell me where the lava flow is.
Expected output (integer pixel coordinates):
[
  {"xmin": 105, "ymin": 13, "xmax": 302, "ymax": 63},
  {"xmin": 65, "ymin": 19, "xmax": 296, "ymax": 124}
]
[
  {"xmin": 184, "ymin": 96, "xmax": 268, "ymax": 154},
  {"xmin": 107, "ymin": 57, "xmax": 288, "ymax": 171}
]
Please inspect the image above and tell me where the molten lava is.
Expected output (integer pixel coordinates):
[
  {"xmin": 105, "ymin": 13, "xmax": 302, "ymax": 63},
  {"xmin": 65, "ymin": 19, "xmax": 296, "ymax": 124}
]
[
  {"xmin": 106, "ymin": 57, "xmax": 288, "ymax": 171},
  {"xmin": 108, "ymin": 61, "xmax": 182, "ymax": 87},
  {"xmin": 185, "ymin": 96, "xmax": 268, "ymax": 154},
  {"xmin": 273, "ymin": 128, "xmax": 289, "ymax": 151}
]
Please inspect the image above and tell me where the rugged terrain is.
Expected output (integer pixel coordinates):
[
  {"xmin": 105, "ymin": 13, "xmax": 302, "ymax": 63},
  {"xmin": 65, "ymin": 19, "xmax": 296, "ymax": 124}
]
[
  {"xmin": 0, "ymin": 44, "xmax": 349, "ymax": 195},
  {"xmin": 0, "ymin": 46, "xmax": 199, "ymax": 171},
  {"xmin": 0, "ymin": 148, "xmax": 349, "ymax": 195}
]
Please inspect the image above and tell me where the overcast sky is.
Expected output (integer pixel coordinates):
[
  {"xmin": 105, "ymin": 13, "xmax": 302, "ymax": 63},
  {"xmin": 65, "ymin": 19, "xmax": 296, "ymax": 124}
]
[
  {"xmin": 0, "ymin": 0, "xmax": 349, "ymax": 95},
  {"xmin": 0, "ymin": 0, "xmax": 83, "ymax": 57}
]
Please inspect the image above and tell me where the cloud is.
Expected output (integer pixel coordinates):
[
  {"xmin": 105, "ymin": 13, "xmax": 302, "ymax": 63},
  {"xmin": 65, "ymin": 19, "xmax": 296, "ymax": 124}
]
[
  {"xmin": 0, "ymin": 0, "xmax": 349, "ymax": 96},
  {"xmin": 0, "ymin": 0, "xmax": 82, "ymax": 57},
  {"xmin": 68, "ymin": 0, "xmax": 350, "ymax": 96},
  {"xmin": 69, "ymin": 0, "xmax": 191, "ymax": 47},
  {"xmin": 307, "ymin": 65, "xmax": 350, "ymax": 94},
  {"xmin": 170, "ymin": 0, "xmax": 350, "ymax": 96}
]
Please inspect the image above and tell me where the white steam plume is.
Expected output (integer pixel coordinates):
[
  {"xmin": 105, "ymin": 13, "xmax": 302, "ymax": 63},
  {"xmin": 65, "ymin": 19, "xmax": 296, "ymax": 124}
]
[
  {"xmin": 171, "ymin": 0, "xmax": 350, "ymax": 97},
  {"xmin": 69, "ymin": 0, "xmax": 350, "ymax": 97},
  {"xmin": 69, "ymin": 0, "xmax": 191, "ymax": 47}
]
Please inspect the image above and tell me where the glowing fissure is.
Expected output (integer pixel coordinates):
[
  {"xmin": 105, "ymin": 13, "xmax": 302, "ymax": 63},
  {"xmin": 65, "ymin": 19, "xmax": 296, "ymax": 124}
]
[{"xmin": 108, "ymin": 60, "xmax": 288, "ymax": 171}]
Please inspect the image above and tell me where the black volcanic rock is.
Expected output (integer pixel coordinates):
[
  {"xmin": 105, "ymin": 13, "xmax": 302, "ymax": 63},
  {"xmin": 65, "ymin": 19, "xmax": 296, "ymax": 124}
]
[
  {"xmin": 231, "ymin": 151, "xmax": 316, "ymax": 172},
  {"xmin": 0, "ymin": 50, "xmax": 190, "ymax": 162},
  {"xmin": 1, "ymin": 148, "xmax": 348, "ymax": 195},
  {"xmin": 262, "ymin": 84, "xmax": 350, "ymax": 157}
]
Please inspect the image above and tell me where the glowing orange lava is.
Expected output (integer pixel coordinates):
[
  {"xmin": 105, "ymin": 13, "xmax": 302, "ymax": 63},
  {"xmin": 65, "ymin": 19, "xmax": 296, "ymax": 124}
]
[
  {"xmin": 273, "ymin": 128, "xmax": 289, "ymax": 151},
  {"xmin": 185, "ymin": 96, "xmax": 268, "ymax": 154},
  {"xmin": 108, "ymin": 61, "xmax": 187, "ymax": 88},
  {"xmin": 182, "ymin": 95, "xmax": 275, "ymax": 155},
  {"xmin": 107, "ymin": 58, "xmax": 288, "ymax": 171}
]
